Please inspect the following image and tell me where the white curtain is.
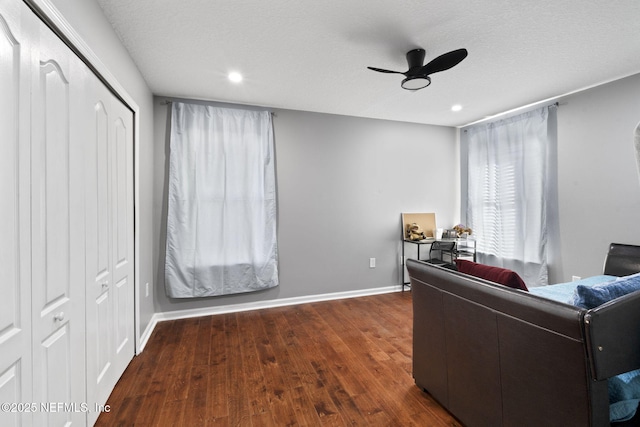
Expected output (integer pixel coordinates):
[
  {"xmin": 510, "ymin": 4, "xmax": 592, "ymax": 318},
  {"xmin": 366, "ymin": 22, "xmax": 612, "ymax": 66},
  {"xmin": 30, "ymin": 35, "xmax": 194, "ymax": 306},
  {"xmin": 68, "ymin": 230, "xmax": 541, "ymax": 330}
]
[
  {"xmin": 465, "ymin": 106, "xmax": 557, "ymax": 286},
  {"xmin": 165, "ymin": 102, "xmax": 278, "ymax": 298}
]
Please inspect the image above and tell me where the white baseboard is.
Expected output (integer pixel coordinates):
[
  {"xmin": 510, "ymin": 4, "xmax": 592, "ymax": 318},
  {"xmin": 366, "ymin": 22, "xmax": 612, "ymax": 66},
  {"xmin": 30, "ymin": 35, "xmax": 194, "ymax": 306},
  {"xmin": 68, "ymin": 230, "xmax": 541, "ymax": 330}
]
[
  {"xmin": 136, "ymin": 315, "xmax": 158, "ymax": 355},
  {"xmin": 138, "ymin": 285, "xmax": 403, "ymax": 352}
]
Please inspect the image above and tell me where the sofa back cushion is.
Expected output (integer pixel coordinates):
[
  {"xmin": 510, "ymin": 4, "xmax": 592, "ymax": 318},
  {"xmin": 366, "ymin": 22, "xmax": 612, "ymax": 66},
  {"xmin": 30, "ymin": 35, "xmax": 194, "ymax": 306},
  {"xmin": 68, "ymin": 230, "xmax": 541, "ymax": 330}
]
[{"xmin": 455, "ymin": 259, "xmax": 529, "ymax": 291}]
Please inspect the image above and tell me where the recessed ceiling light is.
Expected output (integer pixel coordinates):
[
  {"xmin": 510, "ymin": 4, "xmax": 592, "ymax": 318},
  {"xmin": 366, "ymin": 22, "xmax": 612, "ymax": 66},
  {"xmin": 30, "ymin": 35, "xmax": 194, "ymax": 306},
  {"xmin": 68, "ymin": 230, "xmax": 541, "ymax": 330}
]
[
  {"xmin": 451, "ymin": 104, "xmax": 462, "ymax": 112},
  {"xmin": 228, "ymin": 72, "xmax": 243, "ymax": 83}
]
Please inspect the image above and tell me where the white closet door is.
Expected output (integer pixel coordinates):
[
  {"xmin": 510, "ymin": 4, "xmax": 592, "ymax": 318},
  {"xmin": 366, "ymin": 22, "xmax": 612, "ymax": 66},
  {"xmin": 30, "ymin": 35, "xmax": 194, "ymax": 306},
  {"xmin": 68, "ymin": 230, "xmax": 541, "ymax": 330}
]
[
  {"xmin": 109, "ymin": 94, "xmax": 135, "ymax": 379},
  {"xmin": 0, "ymin": 3, "xmax": 135, "ymax": 426},
  {"xmin": 85, "ymin": 76, "xmax": 115, "ymax": 414},
  {"xmin": 30, "ymin": 14, "xmax": 87, "ymax": 427},
  {"xmin": 85, "ymin": 73, "xmax": 134, "ymax": 425},
  {"xmin": 0, "ymin": 3, "xmax": 33, "ymax": 426}
]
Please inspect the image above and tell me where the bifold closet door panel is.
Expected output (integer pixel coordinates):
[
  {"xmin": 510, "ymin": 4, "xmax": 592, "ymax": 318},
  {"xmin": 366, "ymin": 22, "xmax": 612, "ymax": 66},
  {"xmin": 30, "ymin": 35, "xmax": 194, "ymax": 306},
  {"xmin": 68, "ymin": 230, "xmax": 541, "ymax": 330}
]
[
  {"xmin": 30, "ymin": 13, "xmax": 88, "ymax": 427},
  {"xmin": 85, "ymin": 72, "xmax": 134, "ymax": 424},
  {"xmin": 109, "ymin": 93, "xmax": 135, "ymax": 380},
  {"xmin": 85, "ymin": 75, "xmax": 117, "ymax": 415},
  {"xmin": 0, "ymin": 3, "xmax": 34, "ymax": 426}
]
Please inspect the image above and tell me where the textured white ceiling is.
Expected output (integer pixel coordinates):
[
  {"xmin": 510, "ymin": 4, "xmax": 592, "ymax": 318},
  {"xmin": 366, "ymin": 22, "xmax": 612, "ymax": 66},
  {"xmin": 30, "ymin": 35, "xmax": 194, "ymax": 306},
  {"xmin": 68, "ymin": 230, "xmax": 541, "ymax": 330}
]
[{"xmin": 96, "ymin": 0, "xmax": 640, "ymax": 127}]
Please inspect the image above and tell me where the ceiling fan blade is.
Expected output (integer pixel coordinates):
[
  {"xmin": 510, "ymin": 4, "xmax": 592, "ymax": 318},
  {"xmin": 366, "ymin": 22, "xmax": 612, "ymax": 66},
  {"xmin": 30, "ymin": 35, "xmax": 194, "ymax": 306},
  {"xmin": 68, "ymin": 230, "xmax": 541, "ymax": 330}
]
[
  {"xmin": 419, "ymin": 48, "xmax": 468, "ymax": 76},
  {"xmin": 367, "ymin": 66, "xmax": 406, "ymax": 75}
]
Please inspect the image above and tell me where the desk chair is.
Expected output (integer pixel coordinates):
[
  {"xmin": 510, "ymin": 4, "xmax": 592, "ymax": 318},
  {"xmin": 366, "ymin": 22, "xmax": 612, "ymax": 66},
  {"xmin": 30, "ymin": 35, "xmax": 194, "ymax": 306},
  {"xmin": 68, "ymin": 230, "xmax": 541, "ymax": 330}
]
[{"xmin": 427, "ymin": 241, "xmax": 456, "ymax": 267}]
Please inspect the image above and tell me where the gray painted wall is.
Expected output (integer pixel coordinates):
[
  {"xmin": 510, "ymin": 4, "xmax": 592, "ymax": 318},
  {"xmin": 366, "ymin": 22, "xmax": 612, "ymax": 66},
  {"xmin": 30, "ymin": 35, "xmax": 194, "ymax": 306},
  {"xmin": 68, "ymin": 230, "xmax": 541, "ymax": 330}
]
[
  {"xmin": 49, "ymin": 0, "xmax": 156, "ymax": 337},
  {"xmin": 555, "ymin": 73, "xmax": 640, "ymax": 280},
  {"xmin": 153, "ymin": 99, "xmax": 458, "ymax": 313}
]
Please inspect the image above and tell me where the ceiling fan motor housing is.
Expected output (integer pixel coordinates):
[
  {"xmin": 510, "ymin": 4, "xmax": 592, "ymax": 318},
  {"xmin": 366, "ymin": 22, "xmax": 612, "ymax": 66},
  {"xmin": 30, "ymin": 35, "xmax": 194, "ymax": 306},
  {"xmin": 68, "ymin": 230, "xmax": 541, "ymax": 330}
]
[
  {"xmin": 402, "ymin": 49, "xmax": 430, "ymax": 90},
  {"xmin": 406, "ymin": 49, "xmax": 426, "ymax": 73}
]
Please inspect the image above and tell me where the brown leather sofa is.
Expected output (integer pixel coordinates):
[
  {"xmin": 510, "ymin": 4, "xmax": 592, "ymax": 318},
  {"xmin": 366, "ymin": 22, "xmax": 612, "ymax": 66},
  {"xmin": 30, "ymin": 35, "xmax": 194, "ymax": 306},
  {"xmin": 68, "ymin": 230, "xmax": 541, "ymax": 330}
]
[{"xmin": 407, "ymin": 245, "xmax": 640, "ymax": 427}]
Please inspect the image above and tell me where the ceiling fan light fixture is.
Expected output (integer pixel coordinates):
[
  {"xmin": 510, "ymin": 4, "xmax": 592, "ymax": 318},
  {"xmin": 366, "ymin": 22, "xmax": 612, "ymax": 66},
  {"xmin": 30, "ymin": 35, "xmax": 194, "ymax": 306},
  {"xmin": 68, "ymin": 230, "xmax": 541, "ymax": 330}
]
[{"xmin": 401, "ymin": 75, "xmax": 431, "ymax": 90}]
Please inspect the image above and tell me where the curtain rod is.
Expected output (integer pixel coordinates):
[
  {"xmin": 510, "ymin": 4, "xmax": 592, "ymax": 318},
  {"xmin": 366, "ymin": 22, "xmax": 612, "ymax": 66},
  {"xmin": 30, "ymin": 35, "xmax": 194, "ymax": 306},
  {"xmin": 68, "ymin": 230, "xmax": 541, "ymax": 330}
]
[
  {"xmin": 159, "ymin": 98, "xmax": 276, "ymax": 116},
  {"xmin": 461, "ymin": 101, "xmax": 562, "ymax": 129}
]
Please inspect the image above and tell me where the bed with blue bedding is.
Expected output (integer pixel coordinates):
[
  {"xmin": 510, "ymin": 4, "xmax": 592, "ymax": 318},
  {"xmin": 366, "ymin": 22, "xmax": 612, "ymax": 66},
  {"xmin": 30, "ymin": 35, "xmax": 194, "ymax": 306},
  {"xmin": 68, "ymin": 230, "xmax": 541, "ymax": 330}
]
[
  {"xmin": 529, "ymin": 275, "xmax": 617, "ymax": 303},
  {"xmin": 530, "ymin": 263, "xmax": 640, "ymax": 423}
]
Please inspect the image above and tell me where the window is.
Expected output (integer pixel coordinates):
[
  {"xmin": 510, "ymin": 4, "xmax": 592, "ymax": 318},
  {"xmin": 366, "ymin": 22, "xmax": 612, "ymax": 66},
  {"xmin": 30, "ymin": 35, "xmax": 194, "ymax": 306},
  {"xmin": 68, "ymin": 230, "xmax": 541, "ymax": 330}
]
[
  {"xmin": 464, "ymin": 106, "xmax": 556, "ymax": 286},
  {"xmin": 165, "ymin": 102, "xmax": 278, "ymax": 298},
  {"xmin": 472, "ymin": 163, "xmax": 518, "ymax": 259}
]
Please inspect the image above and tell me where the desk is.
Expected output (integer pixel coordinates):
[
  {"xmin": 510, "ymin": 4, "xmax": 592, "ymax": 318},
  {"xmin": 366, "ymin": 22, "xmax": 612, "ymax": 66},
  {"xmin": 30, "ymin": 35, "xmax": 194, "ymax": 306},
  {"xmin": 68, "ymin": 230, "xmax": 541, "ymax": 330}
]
[{"xmin": 401, "ymin": 238, "xmax": 476, "ymax": 290}]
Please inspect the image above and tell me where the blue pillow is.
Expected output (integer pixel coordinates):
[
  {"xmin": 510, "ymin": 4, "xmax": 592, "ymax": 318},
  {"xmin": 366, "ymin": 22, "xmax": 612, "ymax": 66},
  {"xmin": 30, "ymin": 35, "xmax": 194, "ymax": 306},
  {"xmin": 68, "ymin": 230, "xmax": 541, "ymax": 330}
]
[
  {"xmin": 573, "ymin": 272, "xmax": 640, "ymax": 309},
  {"xmin": 609, "ymin": 369, "xmax": 640, "ymax": 422}
]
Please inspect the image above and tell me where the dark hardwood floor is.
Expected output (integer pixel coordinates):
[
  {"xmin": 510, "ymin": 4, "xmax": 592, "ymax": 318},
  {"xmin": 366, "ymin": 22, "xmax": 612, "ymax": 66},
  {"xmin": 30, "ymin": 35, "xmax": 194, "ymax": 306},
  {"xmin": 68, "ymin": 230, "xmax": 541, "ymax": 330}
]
[{"xmin": 96, "ymin": 291, "xmax": 461, "ymax": 426}]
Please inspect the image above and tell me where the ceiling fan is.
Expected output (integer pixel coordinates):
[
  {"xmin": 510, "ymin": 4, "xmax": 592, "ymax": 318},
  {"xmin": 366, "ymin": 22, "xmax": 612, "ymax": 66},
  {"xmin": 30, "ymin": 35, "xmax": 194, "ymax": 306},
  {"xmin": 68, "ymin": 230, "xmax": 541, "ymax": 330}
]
[{"xmin": 368, "ymin": 48, "xmax": 468, "ymax": 90}]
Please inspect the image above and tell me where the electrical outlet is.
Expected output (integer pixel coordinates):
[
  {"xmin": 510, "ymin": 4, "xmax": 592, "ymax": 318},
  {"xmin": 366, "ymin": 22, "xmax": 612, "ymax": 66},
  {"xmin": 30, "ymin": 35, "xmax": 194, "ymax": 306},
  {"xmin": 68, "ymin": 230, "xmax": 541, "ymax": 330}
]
[
  {"xmin": 369, "ymin": 258, "xmax": 376, "ymax": 268},
  {"xmin": 572, "ymin": 276, "xmax": 581, "ymax": 282},
  {"xmin": 145, "ymin": 282, "xmax": 149, "ymax": 297}
]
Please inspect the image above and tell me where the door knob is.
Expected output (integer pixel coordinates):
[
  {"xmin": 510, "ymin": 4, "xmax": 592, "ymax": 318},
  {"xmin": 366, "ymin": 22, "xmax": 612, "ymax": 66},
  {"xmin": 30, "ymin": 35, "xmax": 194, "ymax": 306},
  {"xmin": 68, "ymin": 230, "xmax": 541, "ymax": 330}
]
[{"xmin": 53, "ymin": 312, "xmax": 65, "ymax": 322}]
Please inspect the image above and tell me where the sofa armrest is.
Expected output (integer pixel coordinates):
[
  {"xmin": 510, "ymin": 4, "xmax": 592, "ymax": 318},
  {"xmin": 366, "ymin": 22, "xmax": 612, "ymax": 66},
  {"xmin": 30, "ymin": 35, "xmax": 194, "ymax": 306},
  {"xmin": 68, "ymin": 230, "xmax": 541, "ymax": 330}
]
[{"xmin": 585, "ymin": 290, "xmax": 640, "ymax": 380}]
